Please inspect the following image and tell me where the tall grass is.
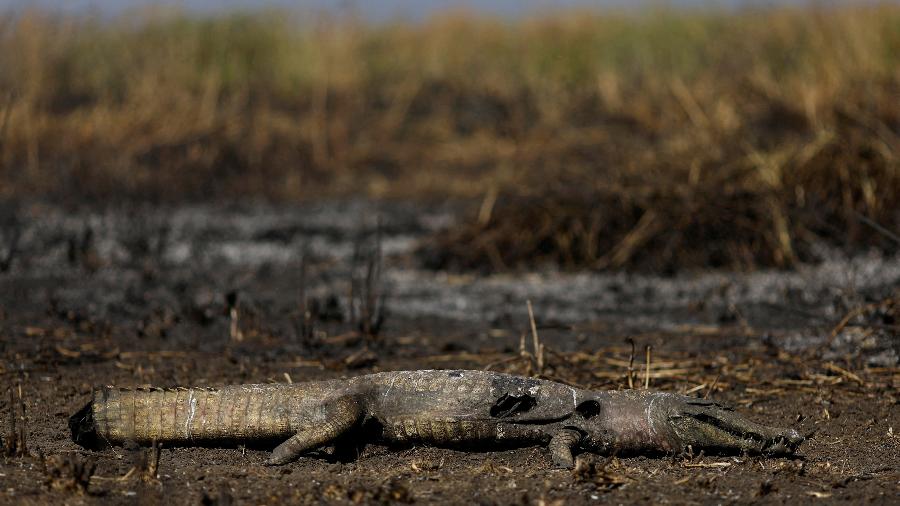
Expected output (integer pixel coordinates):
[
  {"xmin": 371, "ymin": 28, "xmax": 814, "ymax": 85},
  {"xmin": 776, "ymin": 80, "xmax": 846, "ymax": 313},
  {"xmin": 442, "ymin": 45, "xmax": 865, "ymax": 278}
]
[{"xmin": 0, "ymin": 5, "xmax": 897, "ymax": 269}]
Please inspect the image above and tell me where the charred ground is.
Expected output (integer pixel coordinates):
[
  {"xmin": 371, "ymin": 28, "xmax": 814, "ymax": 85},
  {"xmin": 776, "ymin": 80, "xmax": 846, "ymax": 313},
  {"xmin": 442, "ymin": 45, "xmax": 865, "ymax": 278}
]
[{"xmin": 0, "ymin": 202, "xmax": 897, "ymax": 504}]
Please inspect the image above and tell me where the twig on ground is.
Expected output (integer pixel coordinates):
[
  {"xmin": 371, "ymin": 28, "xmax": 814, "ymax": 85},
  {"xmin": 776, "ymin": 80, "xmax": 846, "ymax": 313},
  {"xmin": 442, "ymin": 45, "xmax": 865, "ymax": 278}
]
[
  {"xmin": 684, "ymin": 383, "xmax": 707, "ymax": 395},
  {"xmin": 350, "ymin": 220, "xmax": 386, "ymax": 340},
  {"xmin": 644, "ymin": 345, "xmax": 652, "ymax": 389},
  {"xmin": 144, "ymin": 440, "xmax": 161, "ymax": 482},
  {"xmin": 349, "ymin": 236, "xmax": 358, "ymax": 327},
  {"xmin": 226, "ymin": 291, "xmax": 243, "ymax": 342},
  {"xmin": 823, "ymin": 362, "xmax": 865, "ymax": 386},
  {"xmin": 526, "ymin": 300, "xmax": 544, "ymax": 375},
  {"xmin": 828, "ymin": 298, "xmax": 893, "ymax": 347},
  {"xmin": 853, "ymin": 211, "xmax": 900, "ymax": 245},
  {"xmin": 296, "ymin": 243, "xmax": 320, "ymax": 343},
  {"xmin": 4, "ymin": 383, "xmax": 27, "ymax": 457},
  {"xmin": 626, "ymin": 337, "xmax": 635, "ymax": 389},
  {"xmin": 483, "ymin": 355, "xmax": 524, "ymax": 372},
  {"xmin": 0, "ymin": 93, "xmax": 12, "ymax": 151},
  {"xmin": 683, "ymin": 461, "xmax": 732, "ymax": 469},
  {"xmin": 478, "ymin": 186, "xmax": 498, "ymax": 226},
  {"xmin": 704, "ymin": 372, "xmax": 721, "ymax": 399}
]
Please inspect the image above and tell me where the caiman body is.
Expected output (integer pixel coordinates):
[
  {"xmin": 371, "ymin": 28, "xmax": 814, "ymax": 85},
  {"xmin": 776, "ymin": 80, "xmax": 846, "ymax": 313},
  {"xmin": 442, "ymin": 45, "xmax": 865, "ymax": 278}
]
[{"xmin": 70, "ymin": 370, "xmax": 803, "ymax": 468}]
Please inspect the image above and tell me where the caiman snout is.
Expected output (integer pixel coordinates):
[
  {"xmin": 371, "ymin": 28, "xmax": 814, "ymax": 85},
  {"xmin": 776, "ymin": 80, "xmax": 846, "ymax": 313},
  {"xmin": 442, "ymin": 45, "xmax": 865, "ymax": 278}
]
[{"xmin": 658, "ymin": 396, "xmax": 804, "ymax": 455}]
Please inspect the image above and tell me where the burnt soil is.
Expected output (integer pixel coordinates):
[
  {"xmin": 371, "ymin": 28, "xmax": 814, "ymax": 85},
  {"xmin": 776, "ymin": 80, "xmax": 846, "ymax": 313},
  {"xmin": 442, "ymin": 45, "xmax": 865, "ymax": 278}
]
[{"xmin": 0, "ymin": 201, "xmax": 897, "ymax": 505}]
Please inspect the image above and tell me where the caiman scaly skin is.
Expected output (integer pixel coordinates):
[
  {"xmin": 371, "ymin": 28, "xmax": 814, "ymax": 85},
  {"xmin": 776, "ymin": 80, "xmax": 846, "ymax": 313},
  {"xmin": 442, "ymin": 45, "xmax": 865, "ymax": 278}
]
[{"xmin": 70, "ymin": 370, "xmax": 804, "ymax": 468}]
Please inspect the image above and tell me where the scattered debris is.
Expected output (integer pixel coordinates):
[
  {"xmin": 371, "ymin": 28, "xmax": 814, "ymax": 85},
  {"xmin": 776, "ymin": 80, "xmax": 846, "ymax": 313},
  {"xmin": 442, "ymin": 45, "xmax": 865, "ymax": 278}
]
[
  {"xmin": 4, "ymin": 384, "xmax": 27, "ymax": 457},
  {"xmin": 572, "ymin": 455, "xmax": 629, "ymax": 490},
  {"xmin": 829, "ymin": 297, "xmax": 895, "ymax": 347},
  {"xmin": 682, "ymin": 461, "xmax": 733, "ymax": 469},
  {"xmin": 41, "ymin": 453, "xmax": 96, "ymax": 494},
  {"xmin": 347, "ymin": 478, "xmax": 413, "ymax": 505},
  {"xmin": 342, "ymin": 347, "xmax": 378, "ymax": 369}
]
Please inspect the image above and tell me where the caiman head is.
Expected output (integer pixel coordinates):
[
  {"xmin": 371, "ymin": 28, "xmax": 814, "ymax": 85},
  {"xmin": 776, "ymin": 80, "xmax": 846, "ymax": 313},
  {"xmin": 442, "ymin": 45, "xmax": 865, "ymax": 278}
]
[
  {"xmin": 563, "ymin": 392, "xmax": 804, "ymax": 456},
  {"xmin": 656, "ymin": 395, "xmax": 804, "ymax": 455}
]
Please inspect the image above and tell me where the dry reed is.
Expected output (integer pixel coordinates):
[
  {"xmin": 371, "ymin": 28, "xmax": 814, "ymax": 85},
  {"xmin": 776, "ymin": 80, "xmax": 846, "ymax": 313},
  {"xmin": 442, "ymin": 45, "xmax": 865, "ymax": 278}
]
[{"xmin": 0, "ymin": 6, "xmax": 897, "ymax": 270}]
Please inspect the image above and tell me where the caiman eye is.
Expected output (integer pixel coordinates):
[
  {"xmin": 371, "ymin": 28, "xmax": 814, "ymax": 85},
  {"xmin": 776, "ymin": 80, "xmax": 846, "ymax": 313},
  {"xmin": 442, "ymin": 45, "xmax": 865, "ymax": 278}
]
[{"xmin": 575, "ymin": 400, "xmax": 602, "ymax": 419}]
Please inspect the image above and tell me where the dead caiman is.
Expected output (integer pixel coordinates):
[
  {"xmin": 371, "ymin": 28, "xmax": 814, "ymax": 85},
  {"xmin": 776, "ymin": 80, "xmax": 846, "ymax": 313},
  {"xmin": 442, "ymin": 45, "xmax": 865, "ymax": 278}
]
[{"xmin": 70, "ymin": 369, "xmax": 803, "ymax": 468}]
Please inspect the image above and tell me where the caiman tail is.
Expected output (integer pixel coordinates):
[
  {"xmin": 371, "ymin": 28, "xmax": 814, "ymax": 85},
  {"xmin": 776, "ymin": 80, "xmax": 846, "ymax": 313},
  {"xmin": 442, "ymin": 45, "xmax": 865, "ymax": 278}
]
[{"xmin": 70, "ymin": 384, "xmax": 296, "ymax": 447}]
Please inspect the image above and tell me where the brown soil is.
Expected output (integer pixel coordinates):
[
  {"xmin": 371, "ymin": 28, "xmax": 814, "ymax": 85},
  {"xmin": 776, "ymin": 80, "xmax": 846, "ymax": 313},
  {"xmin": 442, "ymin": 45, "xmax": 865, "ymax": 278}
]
[{"xmin": 0, "ymin": 203, "xmax": 897, "ymax": 505}]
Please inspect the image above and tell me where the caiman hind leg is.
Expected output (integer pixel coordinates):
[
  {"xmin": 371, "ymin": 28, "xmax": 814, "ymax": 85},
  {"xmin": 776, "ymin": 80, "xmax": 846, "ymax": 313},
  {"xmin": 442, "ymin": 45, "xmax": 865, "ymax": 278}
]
[
  {"xmin": 548, "ymin": 429, "xmax": 582, "ymax": 469},
  {"xmin": 265, "ymin": 395, "xmax": 362, "ymax": 465}
]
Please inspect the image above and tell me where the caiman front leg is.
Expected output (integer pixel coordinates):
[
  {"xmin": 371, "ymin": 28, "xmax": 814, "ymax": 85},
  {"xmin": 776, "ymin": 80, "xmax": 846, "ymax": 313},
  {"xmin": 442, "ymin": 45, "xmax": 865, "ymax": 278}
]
[
  {"xmin": 548, "ymin": 429, "xmax": 582, "ymax": 469},
  {"xmin": 265, "ymin": 395, "xmax": 362, "ymax": 465}
]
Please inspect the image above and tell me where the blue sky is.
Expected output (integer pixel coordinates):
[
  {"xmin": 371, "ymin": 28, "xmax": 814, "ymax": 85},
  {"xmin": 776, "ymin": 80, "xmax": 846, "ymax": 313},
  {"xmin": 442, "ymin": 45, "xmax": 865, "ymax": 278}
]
[{"xmin": 0, "ymin": 1, "xmax": 850, "ymax": 20}]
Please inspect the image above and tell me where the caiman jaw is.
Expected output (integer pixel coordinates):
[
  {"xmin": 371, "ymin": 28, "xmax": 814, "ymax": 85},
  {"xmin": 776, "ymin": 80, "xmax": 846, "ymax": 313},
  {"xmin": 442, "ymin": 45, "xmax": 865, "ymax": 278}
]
[{"xmin": 664, "ymin": 398, "xmax": 804, "ymax": 455}]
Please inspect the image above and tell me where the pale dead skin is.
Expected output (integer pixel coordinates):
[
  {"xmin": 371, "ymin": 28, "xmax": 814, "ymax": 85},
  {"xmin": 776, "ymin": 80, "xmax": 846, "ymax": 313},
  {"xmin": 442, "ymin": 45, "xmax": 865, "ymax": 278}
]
[{"xmin": 70, "ymin": 370, "xmax": 803, "ymax": 468}]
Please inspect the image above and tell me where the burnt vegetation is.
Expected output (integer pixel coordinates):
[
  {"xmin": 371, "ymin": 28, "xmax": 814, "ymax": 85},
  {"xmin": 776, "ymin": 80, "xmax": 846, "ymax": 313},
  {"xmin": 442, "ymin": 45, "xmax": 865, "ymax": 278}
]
[
  {"xmin": 0, "ymin": 6, "xmax": 897, "ymax": 272},
  {"xmin": 349, "ymin": 223, "xmax": 386, "ymax": 340},
  {"xmin": 0, "ymin": 205, "xmax": 21, "ymax": 273},
  {"xmin": 3, "ymin": 385, "xmax": 27, "ymax": 458},
  {"xmin": 420, "ymin": 83, "xmax": 900, "ymax": 272}
]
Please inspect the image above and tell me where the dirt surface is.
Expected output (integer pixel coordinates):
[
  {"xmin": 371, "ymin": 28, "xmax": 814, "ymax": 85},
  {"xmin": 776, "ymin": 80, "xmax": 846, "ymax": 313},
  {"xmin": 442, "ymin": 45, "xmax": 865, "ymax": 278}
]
[{"xmin": 0, "ymin": 201, "xmax": 897, "ymax": 504}]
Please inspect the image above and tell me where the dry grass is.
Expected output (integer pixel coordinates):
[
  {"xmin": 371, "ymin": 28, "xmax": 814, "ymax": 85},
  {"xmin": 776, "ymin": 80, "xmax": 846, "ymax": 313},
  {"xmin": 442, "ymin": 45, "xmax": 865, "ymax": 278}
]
[{"xmin": 0, "ymin": 5, "xmax": 897, "ymax": 269}]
